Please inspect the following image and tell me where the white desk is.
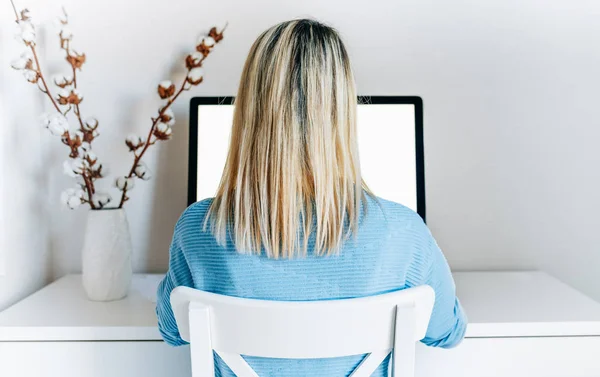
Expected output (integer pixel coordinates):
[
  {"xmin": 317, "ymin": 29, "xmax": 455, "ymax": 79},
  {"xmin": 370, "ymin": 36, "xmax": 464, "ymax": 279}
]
[{"xmin": 1, "ymin": 271, "xmax": 599, "ymax": 376}]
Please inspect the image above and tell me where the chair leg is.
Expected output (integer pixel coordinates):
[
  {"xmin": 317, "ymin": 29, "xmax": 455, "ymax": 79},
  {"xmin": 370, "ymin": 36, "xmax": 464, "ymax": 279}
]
[
  {"xmin": 189, "ymin": 302, "xmax": 215, "ymax": 377},
  {"xmin": 392, "ymin": 306, "xmax": 416, "ymax": 377}
]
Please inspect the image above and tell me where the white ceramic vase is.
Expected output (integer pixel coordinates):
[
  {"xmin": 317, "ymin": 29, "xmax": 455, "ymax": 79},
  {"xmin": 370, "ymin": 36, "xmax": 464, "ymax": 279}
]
[{"xmin": 82, "ymin": 209, "xmax": 133, "ymax": 301}]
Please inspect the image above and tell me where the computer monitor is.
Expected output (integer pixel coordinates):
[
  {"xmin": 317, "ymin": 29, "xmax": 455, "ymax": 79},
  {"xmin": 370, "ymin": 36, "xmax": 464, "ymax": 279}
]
[{"xmin": 188, "ymin": 96, "xmax": 426, "ymax": 221}]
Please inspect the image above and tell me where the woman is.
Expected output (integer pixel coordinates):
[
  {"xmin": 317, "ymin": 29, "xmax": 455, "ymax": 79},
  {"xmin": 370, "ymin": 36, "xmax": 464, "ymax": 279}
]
[{"xmin": 157, "ymin": 19, "xmax": 466, "ymax": 376}]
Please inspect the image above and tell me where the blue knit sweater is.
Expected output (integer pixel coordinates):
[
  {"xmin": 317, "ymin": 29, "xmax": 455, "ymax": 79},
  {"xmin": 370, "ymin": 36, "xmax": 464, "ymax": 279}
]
[{"xmin": 156, "ymin": 195, "xmax": 467, "ymax": 377}]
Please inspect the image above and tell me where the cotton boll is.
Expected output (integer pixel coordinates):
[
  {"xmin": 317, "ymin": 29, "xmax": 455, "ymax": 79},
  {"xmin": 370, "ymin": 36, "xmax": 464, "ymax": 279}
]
[
  {"xmin": 159, "ymin": 80, "xmax": 172, "ymax": 89},
  {"xmin": 95, "ymin": 163, "xmax": 109, "ymax": 178},
  {"xmin": 156, "ymin": 122, "xmax": 169, "ymax": 133},
  {"xmin": 18, "ymin": 21, "xmax": 36, "ymax": 43},
  {"xmin": 57, "ymin": 88, "xmax": 69, "ymax": 100},
  {"xmin": 21, "ymin": 31, "xmax": 36, "ymax": 44},
  {"xmin": 39, "ymin": 113, "xmax": 50, "ymax": 128},
  {"xmin": 56, "ymin": 88, "xmax": 82, "ymax": 105},
  {"xmin": 61, "ymin": 188, "xmax": 85, "ymax": 210},
  {"xmin": 53, "ymin": 74, "xmax": 74, "ymax": 88},
  {"xmin": 72, "ymin": 89, "xmax": 83, "ymax": 102},
  {"xmin": 115, "ymin": 177, "xmax": 126, "ymax": 190},
  {"xmin": 63, "ymin": 160, "xmax": 77, "ymax": 177},
  {"xmin": 46, "ymin": 113, "xmax": 69, "ymax": 136},
  {"xmin": 18, "ymin": 20, "xmax": 35, "ymax": 42},
  {"xmin": 134, "ymin": 164, "xmax": 146, "ymax": 176},
  {"xmin": 115, "ymin": 176, "xmax": 135, "ymax": 191},
  {"xmin": 53, "ymin": 75, "xmax": 65, "ymax": 86},
  {"xmin": 14, "ymin": 25, "xmax": 23, "ymax": 42},
  {"xmin": 67, "ymin": 128, "xmax": 84, "ymax": 141},
  {"xmin": 126, "ymin": 134, "xmax": 142, "ymax": 145},
  {"xmin": 60, "ymin": 190, "xmax": 70, "ymax": 206},
  {"xmin": 158, "ymin": 122, "xmax": 172, "ymax": 136},
  {"xmin": 197, "ymin": 34, "xmax": 215, "ymax": 48},
  {"xmin": 125, "ymin": 177, "xmax": 135, "ymax": 190},
  {"xmin": 160, "ymin": 107, "xmax": 175, "ymax": 126},
  {"xmin": 48, "ymin": 124, "xmax": 64, "ymax": 136},
  {"xmin": 153, "ymin": 122, "xmax": 172, "ymax": 140},
  {"xmin": 203, "ymin": 36, "xmax": 216, "ymax": 47},
  {"xmin": 187, "ymin": 68, "xmax": 204, "ymax": 83},
  {"xmin": 11, "ymin": 57, "xmax": 27, "ymax": 70},
  {"xmin": 86, "ymin": 150, "xmax": 98, "ymax": 164},
  {"xmin": 134, "ymin": 161, "xmax": 152, "ymax": 181},
  {"xmin": 21, "ymin": 9, "xmax": 32, "ymax": 20},
  {"xmin": 60, "ymin": 26, "xmax": 73, "ymax": 40},
  {"xmin": 92, "ymin": 193, "xmax": 112, "ymax": 208},
  {"xmin": 191, "ymin": 51, "xmax": 203, "ymax": 60},
  {"xmin": 66, "ymin": 195, "xmax": 82, "ymax": 210},
  {"xmin": 187, "ymin": 51, "xmax": 203, "ymax": 68},
  {"xmin": 125, "ymin": 134, "xmax": 145, "ymax": 150},
  {"xmin": 78, "ymin": 142, "xmax": 91, "ymax": 155},
  {"xmin": 70, "ymin": 158, "xmax": 86, "ymax": 174},
  {"xmin": 22, "ymin": 69, "xmax": 38, "ymax": 83},
  {"xmin": 163, "ymin": 107, "xmax": 174, "ymax": 119},
  {"xmin": 157, "ymin": 80, "xmax": 175, "ymax": 99}
]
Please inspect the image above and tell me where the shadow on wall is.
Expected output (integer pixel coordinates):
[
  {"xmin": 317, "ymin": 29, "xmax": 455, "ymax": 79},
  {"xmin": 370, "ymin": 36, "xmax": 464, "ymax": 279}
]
[
  {"xmin": 145, "ymin": 105, "xmax": 190, "ymax": 272},
  {"xmin": 144, "ymin": 57, "xmax": 194, "ymax": 272},
  {"xmin": 0, "ymin": 50, "xmax": 53, "ymax": 309}
]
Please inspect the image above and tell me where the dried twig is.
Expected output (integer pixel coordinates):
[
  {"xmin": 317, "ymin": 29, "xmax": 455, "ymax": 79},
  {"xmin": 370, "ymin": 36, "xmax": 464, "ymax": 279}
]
[
  {"xmin": 29, "ymin": 46, "xmax": 63, "ymax": 114},
  {"xmin": 10, "ymin": 0, "xmax": 19, "ymax": 20}
]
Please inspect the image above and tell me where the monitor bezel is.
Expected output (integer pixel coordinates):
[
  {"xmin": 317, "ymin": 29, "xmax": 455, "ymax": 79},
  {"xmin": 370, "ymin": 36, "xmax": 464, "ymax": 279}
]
[{"xmin": 188, "ymin": 96, "xmax": 426, "ymax": 222}]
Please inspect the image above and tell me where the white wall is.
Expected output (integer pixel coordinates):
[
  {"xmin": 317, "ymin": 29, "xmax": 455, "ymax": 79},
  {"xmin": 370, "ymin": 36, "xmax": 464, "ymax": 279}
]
[
  {"xmin": 1, "ymin": 0, "xmax": 599, "ymax": 309},
  {"xmin": 0, "ymin": 26, "xmax": 52, "ymax": 309}
]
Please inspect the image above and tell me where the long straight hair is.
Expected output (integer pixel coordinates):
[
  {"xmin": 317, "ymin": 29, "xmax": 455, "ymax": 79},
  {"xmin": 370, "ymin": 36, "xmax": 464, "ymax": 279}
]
[{"xmin": 205, "ymin": 19, "xmax": 369, "ymax": 258}]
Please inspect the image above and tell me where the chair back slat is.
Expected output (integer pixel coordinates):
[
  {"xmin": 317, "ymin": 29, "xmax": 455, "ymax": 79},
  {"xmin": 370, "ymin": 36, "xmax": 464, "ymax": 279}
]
[
  {"xmin": 348, "ymin": 349, "xmax": 392, "ymax": 377},
  {"xmin": 172, "ymin": 285, "xmax": 434, "ymax": 377}
]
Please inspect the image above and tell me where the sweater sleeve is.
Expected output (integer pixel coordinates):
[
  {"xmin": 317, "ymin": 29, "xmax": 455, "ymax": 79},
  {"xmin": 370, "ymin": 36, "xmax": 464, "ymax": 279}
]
[
  {"xmin": 156, "ymin": 220, "xmax": 194, "ymax": 346},
  {"xmin": 419, "ymin": 225, "xmax": 468, "ymax": 348}
]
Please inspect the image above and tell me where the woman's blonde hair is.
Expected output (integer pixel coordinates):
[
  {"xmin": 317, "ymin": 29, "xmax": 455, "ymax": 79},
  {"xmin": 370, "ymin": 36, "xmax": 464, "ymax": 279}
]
[{"xmin": 205, "ymin": 19, "xmax": 368, "ymax": 258}]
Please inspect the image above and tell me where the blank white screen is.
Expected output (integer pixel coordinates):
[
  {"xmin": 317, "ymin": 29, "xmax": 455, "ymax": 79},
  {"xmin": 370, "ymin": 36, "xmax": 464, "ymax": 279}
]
[{"xmin": 195, "ymin": 104, "xmax": 417, "ymax": 210}]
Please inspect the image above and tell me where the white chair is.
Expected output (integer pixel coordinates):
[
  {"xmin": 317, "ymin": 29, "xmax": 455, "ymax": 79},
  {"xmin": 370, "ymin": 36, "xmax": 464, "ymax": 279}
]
[{"xmin": 171, "ymin": 286, "xmax": 435, "ymax": 377}]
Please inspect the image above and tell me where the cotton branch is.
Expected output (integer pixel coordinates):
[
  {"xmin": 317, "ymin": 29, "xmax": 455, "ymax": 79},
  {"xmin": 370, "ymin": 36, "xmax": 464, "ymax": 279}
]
[
  {"xmin": 10, "ymin": 4, "xmax": 101, "ymax": 209},
  {"xmin": 117, "ymin": 26, "xmax": 226, "ymax": 208}
]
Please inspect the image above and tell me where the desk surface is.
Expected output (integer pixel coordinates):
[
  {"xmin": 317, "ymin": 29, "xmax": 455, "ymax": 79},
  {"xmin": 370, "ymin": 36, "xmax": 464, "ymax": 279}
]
[{"xmin": 1, "ymin": 271, "xmax": 599, "ymax": 341}]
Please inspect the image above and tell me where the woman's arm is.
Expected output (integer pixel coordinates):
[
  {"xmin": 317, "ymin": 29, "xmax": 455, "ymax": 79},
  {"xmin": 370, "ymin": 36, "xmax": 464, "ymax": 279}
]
[
  {"xmin": 419, "ymin": 225, "xmax": 468, "ymax": 348},
  {"xmin": 155, "ymin": 221, "xmax": 194, "ymax": 346}
]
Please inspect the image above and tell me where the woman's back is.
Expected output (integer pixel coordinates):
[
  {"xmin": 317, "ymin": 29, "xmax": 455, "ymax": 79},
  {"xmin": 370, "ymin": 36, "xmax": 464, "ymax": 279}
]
[
  {"xmin": 156, "ymin": 195, "xmax": 467, "ymax": 377},
  {"xmin": 157, "ymin": 18, "xmax": 465, "ymax": 376}
]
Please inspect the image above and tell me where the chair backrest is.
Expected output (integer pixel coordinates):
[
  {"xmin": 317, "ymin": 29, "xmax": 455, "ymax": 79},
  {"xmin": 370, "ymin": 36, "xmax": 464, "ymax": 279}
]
[{"xmin": 171, "ymin": 286, "xmax": 435, "ymax": 377}]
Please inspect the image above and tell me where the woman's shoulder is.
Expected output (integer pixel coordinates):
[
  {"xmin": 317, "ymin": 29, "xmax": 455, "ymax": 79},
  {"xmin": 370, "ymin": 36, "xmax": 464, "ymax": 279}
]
[
  {"xmin": 366, "ymin": 194, "xmax": 422, "ymax": 224},
  {"xmin": 183, "ymin": 197, "xmax": 215, "ymax": 216},
  {"xmin": 364, "ymin": 194, "xmax": 430, "ymax": 237},
  {"xmin": 174, "ymin": 197, "xmax": 215, "ymax": 233}
]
